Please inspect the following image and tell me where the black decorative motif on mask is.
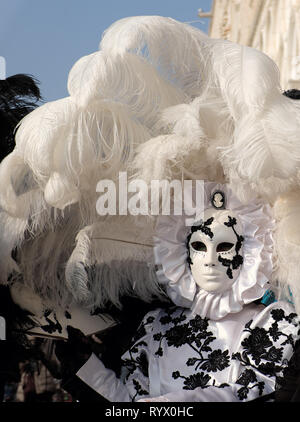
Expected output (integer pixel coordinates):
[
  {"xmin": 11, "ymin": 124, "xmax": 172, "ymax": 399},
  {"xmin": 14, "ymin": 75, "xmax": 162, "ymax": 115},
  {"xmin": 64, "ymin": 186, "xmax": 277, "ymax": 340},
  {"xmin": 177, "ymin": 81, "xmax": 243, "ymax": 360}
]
[
  {"xmin": 217, "ymin": 216, "xmax": 244, "ymax": 279},
  {"xmin": 186, "ymin": 217, "xmax": 214, "ymax": 267}
]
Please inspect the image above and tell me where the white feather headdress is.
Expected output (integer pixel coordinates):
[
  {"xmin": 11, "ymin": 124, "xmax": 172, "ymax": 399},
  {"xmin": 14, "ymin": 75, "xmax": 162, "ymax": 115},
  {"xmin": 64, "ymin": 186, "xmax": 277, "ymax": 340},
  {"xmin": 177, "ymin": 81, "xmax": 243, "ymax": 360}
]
[{"xmin": 0, "ymin": 16, "xmax": 300, "ymax": 314}]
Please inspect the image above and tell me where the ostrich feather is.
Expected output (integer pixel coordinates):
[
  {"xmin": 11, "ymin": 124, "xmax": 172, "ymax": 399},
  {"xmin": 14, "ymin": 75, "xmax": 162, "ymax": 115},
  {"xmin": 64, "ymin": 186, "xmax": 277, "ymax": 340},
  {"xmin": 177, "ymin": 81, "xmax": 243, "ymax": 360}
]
[
  {"xmin": 210, "ymin": 42, "xmax": 281, "ymax": 117},
  {"xmin": 15, "ymin": 97, "xmax": 151, "ymax": 181},
  {"xmin": 65, "ymin": 218, "xmax": 166, "ymax": 309},
  {"xmin": 1, "ymin": 97, "xmax": 151, "ymax": 216},
  {"xmin": 220, "ymin": 95, "xmax": 300, "ymax": 183},
  {"xmin": 100, "ymin": 16, "xmax": 209, "ymax": 97},
  {"xmin": 132, "ymin": 97, "xmax": 231, "ymax": 184},
  {"xmin": 1, "ymin": 15, "xmax": 300, "ymax": 312},
  {"xmin": 0, "ymin": 211, "xmax": 27, "ymax": 279},
  {"xmin": 11, "ymin": 206, "xmax": 82, "ymax": 307},
  {"xmin": 68, "ymin": 50, "xmax": 188, "ymax": 128}
]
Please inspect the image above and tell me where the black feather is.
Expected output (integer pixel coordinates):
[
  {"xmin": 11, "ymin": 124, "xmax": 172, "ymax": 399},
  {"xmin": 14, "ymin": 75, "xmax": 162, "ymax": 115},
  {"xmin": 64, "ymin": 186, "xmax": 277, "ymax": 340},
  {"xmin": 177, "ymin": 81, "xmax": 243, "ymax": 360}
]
[
  {"xmin": 283, "ymin": 89, "xmax": 300, "ymax": 100},
  {"xmin": 0, "ymin": 73, "xmax": 42, "ymax": 162}
]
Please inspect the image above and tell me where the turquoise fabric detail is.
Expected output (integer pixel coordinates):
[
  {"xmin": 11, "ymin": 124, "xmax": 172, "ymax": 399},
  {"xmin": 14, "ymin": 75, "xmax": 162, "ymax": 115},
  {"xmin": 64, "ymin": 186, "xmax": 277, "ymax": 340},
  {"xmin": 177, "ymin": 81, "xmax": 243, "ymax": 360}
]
[
  {"xmin": 287, "ymin": 287, "xmax": 294, "ymax": 305},
  {"xmin": 261, "ymin": 289, "xmax": 277, "ymax": 306}
]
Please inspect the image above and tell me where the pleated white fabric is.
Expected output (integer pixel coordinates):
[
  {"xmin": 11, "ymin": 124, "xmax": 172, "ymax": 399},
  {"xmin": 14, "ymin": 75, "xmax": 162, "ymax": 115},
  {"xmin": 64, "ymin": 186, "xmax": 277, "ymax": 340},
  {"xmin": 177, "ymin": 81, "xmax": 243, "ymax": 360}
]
[{"xmin": 154, "ymin": 182, "xmax": 274, "ymax": 319}]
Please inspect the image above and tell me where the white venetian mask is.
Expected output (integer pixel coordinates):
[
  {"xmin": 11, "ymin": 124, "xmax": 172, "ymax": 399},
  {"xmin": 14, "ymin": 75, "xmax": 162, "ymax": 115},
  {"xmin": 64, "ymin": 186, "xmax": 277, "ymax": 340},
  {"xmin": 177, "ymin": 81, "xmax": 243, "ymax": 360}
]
[{"xmin": 187, "ymin": 209, "xmax": 244, "ymax": 294}]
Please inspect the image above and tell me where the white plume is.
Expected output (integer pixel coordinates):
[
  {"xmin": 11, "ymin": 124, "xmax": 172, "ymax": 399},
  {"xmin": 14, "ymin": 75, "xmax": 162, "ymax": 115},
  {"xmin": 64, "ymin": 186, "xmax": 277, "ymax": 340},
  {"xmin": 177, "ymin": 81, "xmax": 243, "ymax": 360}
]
[
  {"xmin": 0, "ymin": 16, "xmax": 299, "ymax": 312},
  {"xmin": 65, "ymin": 218, "xmax": 165, "ymax": 309}
]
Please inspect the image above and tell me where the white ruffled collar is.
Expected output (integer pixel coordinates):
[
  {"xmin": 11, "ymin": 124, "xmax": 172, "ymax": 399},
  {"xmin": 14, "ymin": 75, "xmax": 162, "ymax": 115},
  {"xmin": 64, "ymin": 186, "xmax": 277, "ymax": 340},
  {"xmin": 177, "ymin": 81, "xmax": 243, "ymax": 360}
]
[{"xmin": 154, "ymin": 182, "xmax": 274, "ymax": 320}]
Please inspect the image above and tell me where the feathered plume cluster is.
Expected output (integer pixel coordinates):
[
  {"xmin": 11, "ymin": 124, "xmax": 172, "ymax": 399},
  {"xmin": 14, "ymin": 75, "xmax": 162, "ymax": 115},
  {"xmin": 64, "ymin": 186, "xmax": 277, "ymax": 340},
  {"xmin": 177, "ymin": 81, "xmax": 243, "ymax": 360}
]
[{"xmin": 0, "ymin": 17, "xmax": 300, "ymax": 313}]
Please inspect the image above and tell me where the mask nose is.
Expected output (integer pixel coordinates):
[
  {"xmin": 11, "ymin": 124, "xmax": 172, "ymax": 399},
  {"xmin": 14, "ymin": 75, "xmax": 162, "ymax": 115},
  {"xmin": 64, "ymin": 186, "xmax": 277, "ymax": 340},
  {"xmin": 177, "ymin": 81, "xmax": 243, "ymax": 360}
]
[{"xmin": 203, "ymin": 246, "xmax": 216, "ymax": 267}]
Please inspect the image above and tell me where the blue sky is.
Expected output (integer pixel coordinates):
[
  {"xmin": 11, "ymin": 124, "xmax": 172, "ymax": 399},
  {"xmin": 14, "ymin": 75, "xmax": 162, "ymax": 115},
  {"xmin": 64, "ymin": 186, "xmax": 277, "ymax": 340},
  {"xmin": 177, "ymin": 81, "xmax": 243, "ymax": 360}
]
[{"xmin": 0, "ymin": 0, "xmax": 213, "ymax": 102}]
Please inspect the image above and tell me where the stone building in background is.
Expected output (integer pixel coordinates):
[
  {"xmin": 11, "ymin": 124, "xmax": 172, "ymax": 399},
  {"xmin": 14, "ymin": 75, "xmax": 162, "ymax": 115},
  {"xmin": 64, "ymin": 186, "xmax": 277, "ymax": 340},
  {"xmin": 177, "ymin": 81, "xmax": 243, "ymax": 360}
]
[{"xmin": 200, "ymin": 0, "xmax": 300, "ymax": 89}]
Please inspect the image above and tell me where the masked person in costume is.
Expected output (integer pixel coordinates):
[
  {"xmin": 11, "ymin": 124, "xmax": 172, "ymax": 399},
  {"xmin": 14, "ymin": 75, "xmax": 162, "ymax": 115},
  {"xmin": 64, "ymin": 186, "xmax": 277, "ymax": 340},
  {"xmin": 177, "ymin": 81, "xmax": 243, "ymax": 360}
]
[
  {"xmin": 75, "ymin": 183, "xmax": 300, "ymax": 402},
  {"xmin": 1, "ymin": 17, "xmax": 300, "ymax": 401}
]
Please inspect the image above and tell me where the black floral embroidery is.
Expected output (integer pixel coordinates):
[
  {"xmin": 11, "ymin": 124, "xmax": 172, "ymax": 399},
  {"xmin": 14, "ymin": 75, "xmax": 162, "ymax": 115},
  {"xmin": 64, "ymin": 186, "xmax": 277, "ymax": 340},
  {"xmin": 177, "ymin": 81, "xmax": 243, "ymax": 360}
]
[
  {"xmin": 276, "ymin": 339, "xmax": 300, "ymax": 393},
  {"xmin": 131, "ymin": 315, "xmax": 155, "ymax": 344},
  {"xmin": 172, "ymin": 371, "xmax": 229, "ymax": 390},
  {"xmin": 123, "ymin": 305, "xmax": 298, "ymax": 401},
  {"xmin": 236, "ymin": 369, "xmax": 264, "ymax": 400},
  {"xmin": 122, "ymin": 341, "xmax": 149, "ymax": 380},
  {"xmin": 190, "ymin": 315, "xmax": 209, "ymax": 332},
  {"xmin": 153, "ymin": 307, "xmax": 230, "ymax": 390},
  {"xmin": 131, "ymin": 379, "xmax": 149, "ymax": 402},
  {"xmin": 271, "ymin": 309, "xmax": 286, "ymax": 322},
  {"xmin": 174, "ymin": 371, "xmax": 211, "ymax": 390},
  {"xmin": 232, "ymin": 309, "xmax": 299, "ymax": 400},
  {"xmin": 241, "ymin": 326, "xmax": 273, "ymax": 365},
  {"xmin": 165, "ymin": 324, "xmax": 191, "ymax": 348},
  {"xmin": 121, "ymin": 314, "xmax": 154, "ymax": 399},
  {"xmin": 201, "ymin": 350, "xmax": 231, "ymax": 372}
]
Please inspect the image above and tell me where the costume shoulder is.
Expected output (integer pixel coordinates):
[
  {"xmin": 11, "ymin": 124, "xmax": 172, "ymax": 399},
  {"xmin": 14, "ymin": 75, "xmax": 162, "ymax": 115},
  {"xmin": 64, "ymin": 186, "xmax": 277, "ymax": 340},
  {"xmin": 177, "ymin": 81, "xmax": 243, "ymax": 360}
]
[
  {"xmin": 244, "ymin": 300, "xmax": 299, "ymax": 346},
  {"xmin": 234, "ymin": 300, "xmax": 300, "ymax": 383},
  {"xmin": 256, "ymin": 300, "xmax": 299, "ymax": 326}
]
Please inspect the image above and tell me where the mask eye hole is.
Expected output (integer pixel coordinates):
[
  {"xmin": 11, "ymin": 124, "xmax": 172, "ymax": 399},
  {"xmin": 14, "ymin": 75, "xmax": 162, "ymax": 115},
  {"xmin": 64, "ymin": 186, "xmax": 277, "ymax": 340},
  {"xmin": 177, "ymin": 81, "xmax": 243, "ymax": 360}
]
[
  {"xmin": 217, "ymin": 242, "xmax": 234, "ymax": 252},
  {"xmin": 191, "ymin": 241, "xmax": 207, "ymax": 252}
]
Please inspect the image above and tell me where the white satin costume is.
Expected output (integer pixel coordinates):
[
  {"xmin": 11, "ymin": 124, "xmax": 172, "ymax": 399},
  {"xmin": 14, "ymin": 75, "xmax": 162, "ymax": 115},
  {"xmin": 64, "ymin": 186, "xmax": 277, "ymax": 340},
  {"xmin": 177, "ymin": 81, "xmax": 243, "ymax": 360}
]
[{"xmin": 76, "ymin": 183, "xmax": 300, "ymax": 402}]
